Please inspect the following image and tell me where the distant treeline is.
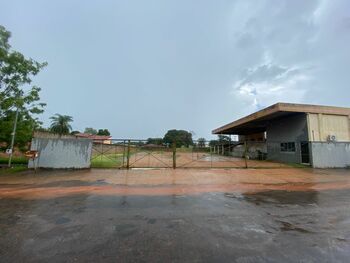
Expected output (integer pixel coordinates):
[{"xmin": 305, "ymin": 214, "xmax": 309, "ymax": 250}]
[{"xmin": 147, "ymin": 131, "xmax": 232, "ymax": 148}]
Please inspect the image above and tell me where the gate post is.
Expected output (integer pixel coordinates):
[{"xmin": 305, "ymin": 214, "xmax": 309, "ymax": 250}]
[
  {"xmin": 122, "ymin": 140, "xmax": 126, "ymax": 168},
  {"xmin": 126, "ymin": 140, "xmax": 131, "ymax": 169},
  {"xmin": 172, "ymin": 142, "xmax": 176, "ymax": 169}
]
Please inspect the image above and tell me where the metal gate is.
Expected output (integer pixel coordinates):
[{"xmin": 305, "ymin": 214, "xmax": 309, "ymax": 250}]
[
  {"xmin": 91, "ymin": 139, "xmax": 288, "ymax": 169},
  {"xmin": 91, "ymin": 139, "xmax": 174, "ymax": 168}
]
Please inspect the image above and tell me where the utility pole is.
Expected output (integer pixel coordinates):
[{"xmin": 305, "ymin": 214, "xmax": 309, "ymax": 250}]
[{"xmin": 8, "ymin": 108, "xmax": 19, "ymax": 168}]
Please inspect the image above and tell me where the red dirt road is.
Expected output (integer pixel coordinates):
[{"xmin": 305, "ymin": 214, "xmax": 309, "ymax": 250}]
[{"xmin": 0, "ymin": 168, "xmax": 349, "ymax": 199}]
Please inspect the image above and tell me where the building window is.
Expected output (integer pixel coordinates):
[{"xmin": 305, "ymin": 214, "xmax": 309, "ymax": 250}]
[{"xmin": 280, "ymin": 142, "xmax": 296, "ymax": 152}]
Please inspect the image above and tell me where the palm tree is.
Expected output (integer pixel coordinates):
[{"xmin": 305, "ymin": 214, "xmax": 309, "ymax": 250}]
[{"xmin": 50, "ymin": 114, "xmax": 73, "ymax": 135}]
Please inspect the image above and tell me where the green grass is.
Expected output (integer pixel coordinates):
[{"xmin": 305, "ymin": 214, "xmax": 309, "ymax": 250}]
[
  {"xmin": 0, "ymin": 165, "xmax": 28, "ymax": 175},
  {"xmin": 0, "ymin": 156, "xmax": 28, "ymax": 165},
  {"xmin": 0, "ymin": 157, "xmax": 29, "ymax": 175},
  {"xmin": 91, "ymin": 154, "xmax": 123, "ymax": 168}
]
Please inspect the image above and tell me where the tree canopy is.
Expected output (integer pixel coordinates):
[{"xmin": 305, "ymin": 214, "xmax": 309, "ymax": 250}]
[
  {"xmin": 163, "ymin": 129, "xmax": 193, "ymax": 147},
  {"xmin": 196, "ymin": 138, "xmax": 206, "ymax": 148},
  {"xmin": 70, "ymin": 130, "xmax": 80, "ymax": 135},
  {"xmin": 97, "ymin": 129, "xmax": 110, "ymax": 136},
  {"xmin": 0, "ymin": 25, "xmax": 47, "ymax": 148},
  {"xmin": 84, "ymin": 127, "xmax": 97, "ymax": 135},
  {"xmin": 209, "ymin": 135, "xmax": 232, "ymax": 146},
  {"xmin": 50, "ymin": 114, "xmax": 73, "ymax": 135}
]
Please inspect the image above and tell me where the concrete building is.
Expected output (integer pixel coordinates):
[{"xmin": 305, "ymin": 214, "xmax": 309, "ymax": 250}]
[{"xmin": 213, "ymin": 103, "xmax": 350, "ymax": 168}]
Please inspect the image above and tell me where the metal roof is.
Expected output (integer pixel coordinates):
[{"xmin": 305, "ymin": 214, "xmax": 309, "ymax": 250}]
[{"xmin": 212, "ymin": 102, "xmax": 350, "ymax": 135}]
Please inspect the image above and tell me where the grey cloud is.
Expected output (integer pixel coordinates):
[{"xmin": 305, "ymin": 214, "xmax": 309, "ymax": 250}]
[{"xmin": 1, "ymin": 0, "xmax": 349, "ymax": 138}]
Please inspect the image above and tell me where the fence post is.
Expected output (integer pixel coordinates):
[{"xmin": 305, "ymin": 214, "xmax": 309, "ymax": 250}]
[
  {"xmin": 126, "ymin": 140, "xmax": 131, "ymax": 169},
  {"xmin": 244, "ymin": 140, "xmax": 248, "ymax": 168},
  {"xmin": 172, "ymin": 142, "xmax": 176, "ymax": 169},
  {"xmin": 122, "ymin": 140, "xmax": 126, "ymax": 167},
  {"xmin": 100, "ymin": 141, "xmax": 103, "ymax": 164}
]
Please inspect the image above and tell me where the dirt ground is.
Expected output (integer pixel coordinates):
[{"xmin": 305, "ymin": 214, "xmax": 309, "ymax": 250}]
[{"xmin": 1, "ymin": 168, "xmax": 350, "ymax": 262}]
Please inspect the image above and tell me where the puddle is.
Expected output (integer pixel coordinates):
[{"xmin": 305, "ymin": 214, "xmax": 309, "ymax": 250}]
[
  {"xmin": 277, "ymin": 220, "xmax": 313, "ymax": 233},
  {"xmin": 224, "ymin": 192, "xmax": 244, "ymax": 200},
  {"xmin": 113, "ymin": 224, "xmax": 137, "ymax": 237},
  {"xmin": 242, "ymin": 190, "xmax": 319, "ymax": 206},
  {"xmin": 147, "ymin": 218, "xmax": 157, "ymax": 224},
  {"xmin": 55, "ymin": 217, "xmax": 71, "ymax": 225},
  {"xmin": 37, "ymin": 180, "xmax": 109, "ymax": 188}
]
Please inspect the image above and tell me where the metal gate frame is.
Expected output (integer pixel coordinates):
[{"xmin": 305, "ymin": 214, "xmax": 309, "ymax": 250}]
[
  {"xmin": 91, "ymin": 139, "xmax": 301, "ymax": 169},
  {"xmin": 91, "ymin": 139, "xmax": 175, "ymax": 169}
]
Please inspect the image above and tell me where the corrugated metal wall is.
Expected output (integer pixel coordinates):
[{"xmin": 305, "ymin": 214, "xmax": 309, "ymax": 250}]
[
  {"xmin": 311, "ymin": 142, "xmax": 350, "ymax": 168},
  {"xmin": 28, "ymin": 137, "xmax": 93, "ymax": 169}
]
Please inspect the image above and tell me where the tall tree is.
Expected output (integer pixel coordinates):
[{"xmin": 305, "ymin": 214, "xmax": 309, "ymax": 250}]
[
  {"xmin": 0, "ymin": 25, "xmax": 47, "ymax": 148},
  {"xmin": 50, "ymin": 114, "xmax": 73, "ymax": 135},
  {"xmin": 163, "ymin": 129, "xmax": 193, "ymax": 147}
]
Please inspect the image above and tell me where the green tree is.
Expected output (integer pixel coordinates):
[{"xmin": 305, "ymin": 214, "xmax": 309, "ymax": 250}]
[
  {"xmin": 35, "ymin": 127, "xmax": 50, "ymax": 133},
  {"xmin": 70, "ymin": 130, "xmax": 80, "ymax": 135},
  {"xmin": 197, "ymin": 138, "xmax": 206, "ymax": 148},
  {"xmin": 147, "ymin": 138, "xmax": 163, "ymax": 145},
  {"xmin": 163, "ymin": 129, "xmax": 193, "ymax": 147},
  {"xmin": 0, "ymin": 25, "xmax": 47, "ymax": 148},
  {"xmin": 50, "ymin": 114, "xmax": 73, "ymax": 135},
  {"xmin": 209, "ymin": 140, "xmax": 218, "ymax": 147},
  {"xmin": 84, "ymin": 127, "xmax": 97, "ymax": 135},
  {"xmin": 97, "ymin": 129, "xmax": 110, "ymax": 136},
  {"xmin": 0, "ymin": 111, "xmax": 38, "ymax": 150}
]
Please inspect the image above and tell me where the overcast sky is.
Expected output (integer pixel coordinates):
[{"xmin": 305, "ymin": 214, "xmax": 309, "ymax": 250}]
[{"xmin": 1, "ymin": 0, "xmax": 349, "ymax": 139}]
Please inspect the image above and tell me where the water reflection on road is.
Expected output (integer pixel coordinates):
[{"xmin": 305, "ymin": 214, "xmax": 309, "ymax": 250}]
[{"xmin": 0, "ymin": 168, "xmax": 350, "ymax": 262}]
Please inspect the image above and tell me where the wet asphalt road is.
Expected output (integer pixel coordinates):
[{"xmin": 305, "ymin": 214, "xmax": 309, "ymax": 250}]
[{"xmin": 0, "ymin": 169, "xmax": 350, "ymax": 262}]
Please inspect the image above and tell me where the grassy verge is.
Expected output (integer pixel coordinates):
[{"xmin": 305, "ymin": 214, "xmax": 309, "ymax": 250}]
[
  {"xmin": 0, "ymin": 165, "xmax": 28, "ymax": 175},
  {"xmin": 91, "ymin": 154, "xmax": 123, "ymax": 168},
  {"xmin": 0, "ymin": 157, "xmax": 28, "ymax": 165}
]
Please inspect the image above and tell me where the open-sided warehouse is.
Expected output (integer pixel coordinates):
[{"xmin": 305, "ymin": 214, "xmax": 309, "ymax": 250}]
[{"xmin": 213, "ymin": 103, "xmax": 350, "ymax": 168}]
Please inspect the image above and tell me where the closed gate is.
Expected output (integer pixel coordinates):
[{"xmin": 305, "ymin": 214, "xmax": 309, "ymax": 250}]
[
  {"xmin": 91, "ymin": 139, "xmax": 173, "ymax": 168},
  {"xmin": 91, "ymin": 139, "xmax": 287, "ymax": 169}
]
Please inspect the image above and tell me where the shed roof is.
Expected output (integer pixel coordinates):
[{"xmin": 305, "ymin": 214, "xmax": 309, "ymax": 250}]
[
  {"xmin": 75, "ymin": 133, "xmax": 112, "ymax": 140},
  {"xmin": 212, "ymin": 102, "xmax": 350, "ymax": 135}
]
